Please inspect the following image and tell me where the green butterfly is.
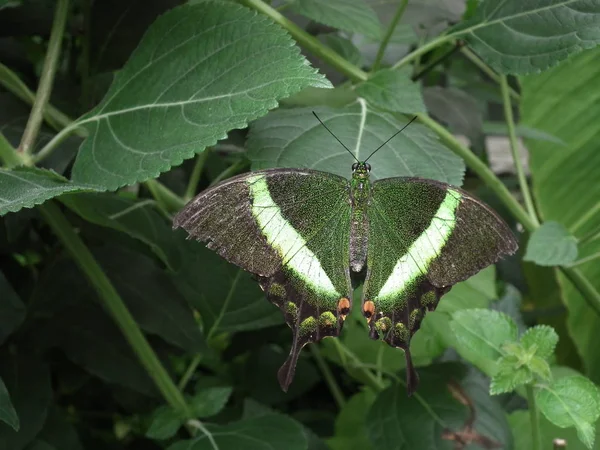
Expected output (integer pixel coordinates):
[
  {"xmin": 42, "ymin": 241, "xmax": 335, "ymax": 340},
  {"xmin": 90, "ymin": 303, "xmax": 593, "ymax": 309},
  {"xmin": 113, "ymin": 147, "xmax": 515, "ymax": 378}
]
[{"xmin": 173, "ymin": 116, "xmax": 517, "ymax": 395}]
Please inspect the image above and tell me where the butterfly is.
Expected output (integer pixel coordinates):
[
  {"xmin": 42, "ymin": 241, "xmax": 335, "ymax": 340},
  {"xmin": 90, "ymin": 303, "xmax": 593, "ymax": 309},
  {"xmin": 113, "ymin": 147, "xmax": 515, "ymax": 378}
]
[{"xmin": 173, "ymin": 115, "xmax": 517, "ymax": 395}]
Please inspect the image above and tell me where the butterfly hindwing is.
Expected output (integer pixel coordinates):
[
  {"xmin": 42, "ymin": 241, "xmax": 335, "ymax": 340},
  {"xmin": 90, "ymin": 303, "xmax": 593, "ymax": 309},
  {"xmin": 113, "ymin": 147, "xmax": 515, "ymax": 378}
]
[
  {"xmin": 363, "ymin": 177, "xmax": 517, "ymax": 394},
  {"xmin": 174, "ymin": 169, "xmax": 353, "ymax": 390}
]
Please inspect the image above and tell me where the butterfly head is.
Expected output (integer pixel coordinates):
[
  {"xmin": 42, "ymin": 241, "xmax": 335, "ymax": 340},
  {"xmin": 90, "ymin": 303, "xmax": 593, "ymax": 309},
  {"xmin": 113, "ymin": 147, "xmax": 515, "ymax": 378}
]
[{"xmin": 351, "ymin": 161, "xmax": 371, "ymax": 180}]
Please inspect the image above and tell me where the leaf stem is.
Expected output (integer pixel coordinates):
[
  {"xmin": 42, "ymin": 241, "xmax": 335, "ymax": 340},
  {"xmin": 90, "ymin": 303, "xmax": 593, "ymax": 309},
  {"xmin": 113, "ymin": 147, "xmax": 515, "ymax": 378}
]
[
  {"xmin": 0, "ymin": 133, "xmax": 26, "ymax": 168},
  {"xmin": 178, "ymin": 354, "xmax": 202, "ymax": 391},
  {"xmin": 18, "ymin": 0, "xmax": 70, "ymax": 155},
  {"xmin": 567, "ymin": 252, "xmax": 600, "ymax": 268},
  {"xmin": 209, "ymin": 159, "xmax": 248, "ymax": 186},
  {"xmin": 560, "ymin": 267, "xmax": 600, "ymax": 315},
  {"xmin": 32, "ymin": 122, "xmax": 86, "ymax": 163},
  {"xmin": 462, "ymin": 48, "xmax": 520, "ymax": 100},
  {"xmin": 392, "ymin": 34, "xmax": 453, "ymax": 71},
  {"xmin": 526, "ymin": 384, "xmax": 542, "ymax": 450},
  {"xmin": 38, "ymin": 201, "xmax": 192, "ymax": 419},
  {"xmin": 332, "ymin": 339, "xmax": 385, "ymax": 391},
  {"xmin": 416, "ymin": 113, "xmax": 537, "ymax": 231},
  {"xmin": 145, "ymin": 179, "xmax": 186, "ymax": 213},
  {"xmin": 185, "ymin": 149, "xmax": 211, "ymax": 201},
  {"xmin": 310, "ymin": 345, "xmax": 345, "ymax": 409},
  {"xmin": 236, "ymin": 0, "xmax": 368, "ymax": 82},
  {"xmin": 0, "ymin": 62, "xmax": 74, "ymax": 132},
  {"xmin": 500, "ymin": 75, "xmax": 540, "ymax": 227},
  {"xmin": 372, "ymin": 0, "xmax": 409, "ymax": 71}
]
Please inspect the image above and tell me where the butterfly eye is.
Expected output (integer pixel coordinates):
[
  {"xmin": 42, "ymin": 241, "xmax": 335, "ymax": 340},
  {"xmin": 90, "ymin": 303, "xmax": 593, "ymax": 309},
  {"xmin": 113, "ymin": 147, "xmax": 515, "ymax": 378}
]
[
  {"xmin": 365, "ymin": 163, "xmax": 372, "ymax": 172},
  {"xmin": 352, "ymin": 163, "xmax": 358, "ymax": 171}
]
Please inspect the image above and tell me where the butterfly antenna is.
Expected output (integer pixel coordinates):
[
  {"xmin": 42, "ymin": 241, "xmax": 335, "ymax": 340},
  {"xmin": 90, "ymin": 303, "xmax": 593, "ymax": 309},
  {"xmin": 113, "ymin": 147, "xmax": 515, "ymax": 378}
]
[
  {"xmin": 312, "ymin": 111, "xmax": 359, "ymax": 163},
  {"xmin": 364, "ymin": 116, "xmax": 418, "ymax": 163}
]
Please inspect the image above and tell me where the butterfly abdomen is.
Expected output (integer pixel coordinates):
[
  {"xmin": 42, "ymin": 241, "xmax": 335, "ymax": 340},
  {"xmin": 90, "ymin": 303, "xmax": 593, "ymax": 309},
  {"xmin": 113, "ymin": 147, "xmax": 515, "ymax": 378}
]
[{"xmin": 349, "ymin": 177, "xmax": 371, "ymax": 273}]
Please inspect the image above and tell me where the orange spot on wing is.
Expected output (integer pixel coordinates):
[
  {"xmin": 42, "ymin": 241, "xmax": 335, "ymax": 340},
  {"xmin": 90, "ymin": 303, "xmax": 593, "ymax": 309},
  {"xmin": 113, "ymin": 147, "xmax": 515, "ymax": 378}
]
[
  {"xmin": 337, "ymin": 297, "xmax": 350, "ymax": 319},
  {"xmin": 363, "ymin": 300, "xmax": 375, "ymax": 321}
]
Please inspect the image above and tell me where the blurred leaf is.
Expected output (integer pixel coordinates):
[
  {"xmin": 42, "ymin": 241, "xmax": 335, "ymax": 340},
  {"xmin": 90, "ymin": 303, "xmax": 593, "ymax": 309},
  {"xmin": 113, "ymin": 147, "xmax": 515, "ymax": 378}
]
[
  {"xmin": 366, "ymin": 363, "xmax": 510, "ymax": 450},
  {"xmin": 71, "ymin": 2, "xmax": 331, "ymax": 190},
  {"xmin": 281, "ymin": 86, "xmax": 357, "ymax": 108},
  {"xmin": 0, "ymin": 376, "xmax": 18, "ymax": 431},
  {"xmin": 191, "ymin": 386, "xmax": 232, "ymax": 418},
  {"xmin": 328, "ymin": 389, "xmax": 375, "ymax": 450},
  {"xmin": 522, "ymin": 47, "xmax": 600, "ymax": 383},
  {"xmin": 323, "ymin": 34, "xmax": 362, "ymax": 67},
  {"xmin": 291, "ymin": 0, "xmax": 381, "ymax": 39},
  {"xmin": 451, "ymin": 0, "xmax": 600, "ymax": 74},
  {"xmin": 451, "ymin": 309, "xmax": 517, "ymax": 375},
  {"xmin": 356, "ymin": 69, "xmax": 426, "ymax": 114},
  {"xmin": 482, "ymin": 122, "xmax": 565, "ymax": 145},
  {"xmin": 537, "ymin": 376, "xmax": 600, "ymax": 449},
  {"xmin": 25, "ymin": 441, "xmax": 55, "ymax": 450},
  {"xmin": 0, "ymin": 167, "xmax": 97, "ymax": 216},
  {"xmin": 35, "ymin": 406, "xmax": 83, "ymax": 450},
  {"xmin": 146, "ymin": 406, "xmax": 181, "ymax": 440},
  {"xmin": 520, "ymin": 325, "xmax": 559, "ymax": 361},
  {"xmin": 0, "ymin": 271, "xmax": 25, "ymax": 344},
  {"xmin": 524, "ymin": 222, "xmax": 578, "ymax": 266},
  {"xmin": 423, "ymin": 86, "xmax": 482, "ymax": 143},
  {"xmin": 167, "ymin": 414, "xmax": 307, "ymax": 450},
  {"xmin": 0, "ymin": 1, "xmax": 22, "ymax": 11},
  {"xmin": 0, "ymin": 353, "xmax": 52, "ymax": 450},
  {"xmin": 248, "ymin": 104, "xmax": 465, "ymax": 185}
]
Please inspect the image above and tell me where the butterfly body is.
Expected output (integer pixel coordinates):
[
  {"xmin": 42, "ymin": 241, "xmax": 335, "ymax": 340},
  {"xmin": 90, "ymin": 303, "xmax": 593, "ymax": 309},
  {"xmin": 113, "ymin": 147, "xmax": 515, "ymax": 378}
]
[{"xmin": 174, "ymin": 163, "xmax": 517, "ymax": 395}]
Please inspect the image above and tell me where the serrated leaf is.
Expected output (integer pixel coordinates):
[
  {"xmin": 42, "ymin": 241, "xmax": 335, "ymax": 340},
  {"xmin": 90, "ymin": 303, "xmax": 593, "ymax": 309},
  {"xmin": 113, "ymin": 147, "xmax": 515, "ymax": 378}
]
[
  {"xmin": 167, "ymin": 414, "xmax": 307, "ymax": 450},
  {"xmin": 191, "ymin": 387, "xmax": 232, "ymax": 418},
  {"xmin": 248, "ymin": 104, "xmax": 465, "ymax": 185},
  {"xmin": 356, "ymin": 69, "xmax": 426, "ymax": 114},
  {"xmin": 0, "ymin": 167, "xmax": 98, "ymax": 216},
  {"xmin": 520, "ymin": 325, "xmax": 559, "ymax": 360},
  {"xmin": 490, "ymin": 354, "xmax": 533, "ymax": 395},
  {"xmin": 451, "ymin": 309, "xmax": 518, "ymax": 375},
  {"xmin": 451, "ymin": 0, "xmax": 600, "ymax": 74},
  {"xmin": 146, "ymin": 406, "xmax": 182, "ymax": 440},
  {"xmin": 70, "ymin": 1, "xmax": 330, "ymax": 190},
  {"xmin": 292, "ymin": 0, "xmax": 381, "ymax": 40},
  {"xmin": 536, "ymin": 376, "xmax": 600, "ymax": 449},
  {"xmin": 0, "ymin": 271, "xmax": 25, "ymax": 345},
  {"xmin": 0, "ymin": 376, "xmax": 18, "ymax": 431},
  {"xmin": 524, "ymin": 221, "xmax": 578, "ymax": 266},
  {"xmin": 529, "ymin": 356, "xmax": 552, "ymax": 381}
]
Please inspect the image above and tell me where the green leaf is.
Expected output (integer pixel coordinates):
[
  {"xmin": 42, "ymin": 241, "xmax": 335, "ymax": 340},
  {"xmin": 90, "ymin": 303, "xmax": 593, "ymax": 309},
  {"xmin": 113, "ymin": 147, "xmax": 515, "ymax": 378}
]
[
  {"xmin": 536, "ymin": 376, "xmax": 600, "ymax": 449},
  {"xmin": 70, "ymin": 2, "xmax": 330, "ymax": 190},
  {"xmin": 451, "ymin": 0, "xmax": 600, "ymax": 74},
  {"xmin": 490, "ymin": 354, "xmax": 533, "ymax": 395},
  {"xmin": 355, "ymin": 69, "xmax": 426, "ymax": 114},
  {"xmin": 291, "ymin": 0, "xmax": 381, "ymax": 40},
  {"xmin": 0, "ymin": 167, "xmax": 97, "ymax": 216},
  {"xmin": 522, "ymin": 47, "xmax": 600, "ymax": 383},
  {"xmin": 61, "ymin": 193, "xmax": 182, "ymax": 271},
  {"xmin": 323, "ymin": 34, "xmax": 362, "ymax": 67},
  {"xmin": 167, "ymin": 414, "xmax": 307, "ymax": 450},
  {"xmin": 328, "ymin": 390, "xmax": 376, "ymax": 450},
  {"xmin": 450, "ymin": 309, "xmax": 518, "ymax": 375},
  {"xmin": 520, "ymin": 325, "xmax": 559, "ymax": 360},
  {"xmin": 248, "ymin": 104, "xmax": 465, "ymax": 185},
  {"xmin": 0, "ymin": 376, "xmax": 18, "ymax": 431},
  {"xmin": 529, "ymin": 356, "xmax": 552, "ymax": 381},
  {"xmin": 190, "ymin": 386, "xmax": 232, "ymax": 418},
  {"xmin": 36, "ymin": 406, "xmax": 83, "ymax": 450},
  {"xmin": 0, "ymin": 271, "xmax": 24, "ymax": 344},
  {"xmin": 524, "ymin": 221, "xmax": 578, "ymax": 266},
  {"xmin": 366, "ymin": 363, "xmax": 511, "ymax": 450},
  {"xmin": 482, "ymin": 122, "xmax": 565, "ymax": 144},
  {"xmin": 146, "ymin": 406, "xmax": 182, "ymax": 440},
  {"xmin": 0, "ymin": 353, "xmax": 52, "ymax": 450}
]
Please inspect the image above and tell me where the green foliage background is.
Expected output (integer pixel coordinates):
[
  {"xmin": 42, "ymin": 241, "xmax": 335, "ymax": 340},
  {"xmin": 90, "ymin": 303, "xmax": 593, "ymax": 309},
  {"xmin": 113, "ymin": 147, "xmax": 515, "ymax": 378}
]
[{"xmin": 0, "ymin": 0, "xmax": 599, "ymax": 449}]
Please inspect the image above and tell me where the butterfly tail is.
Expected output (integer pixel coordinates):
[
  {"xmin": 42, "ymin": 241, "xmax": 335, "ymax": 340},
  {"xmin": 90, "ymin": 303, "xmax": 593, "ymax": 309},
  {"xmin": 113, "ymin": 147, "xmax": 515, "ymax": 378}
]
[
  {"xmin": 277, "ymin": 337, "xmax": 303, "ymax": 392},
  {"xmin": 404, "ymin": 347, "xmax": 420, "ymax": 396}
]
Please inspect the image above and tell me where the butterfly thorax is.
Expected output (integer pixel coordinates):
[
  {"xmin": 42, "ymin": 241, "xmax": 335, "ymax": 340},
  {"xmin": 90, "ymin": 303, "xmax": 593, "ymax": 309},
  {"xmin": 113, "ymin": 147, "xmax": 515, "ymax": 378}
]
[{"xmin": 349, "ymin": 163, "xmax": 371, "ymax": 273}]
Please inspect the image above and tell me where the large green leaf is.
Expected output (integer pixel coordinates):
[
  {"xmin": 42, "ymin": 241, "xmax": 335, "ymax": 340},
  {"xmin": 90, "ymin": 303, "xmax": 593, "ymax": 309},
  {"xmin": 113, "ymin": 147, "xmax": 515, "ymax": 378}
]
[
  {"xmin": 524, "ymin": 221, "xmax": 579, "ymax": 266},
  {"xmin": 70, "ymin": 1, "xmax": 330, "ymax": 190},
  {"xmin": 0, "ymin": 376, "xmax": 18, "ymax": 431},
  {"xmin": 451, "ymin": 0, "xmax": 600, "ymax": 74},
  {"xmin": 0, "ymin": 353, "xmax": 52, "ymax": 450},
  {"xmin": 328, "ymin": 390, "xmax": 376, "ymax": 450},
  {"xmin": 167, "ymin": 414, "xmax": 307, "ymax": 450},
  {"xmin": 356, "ymin": 69, "xmax": 426, "ymax": 115},
  {"xmin": 0, "ymin": 271, "xmax": 24, "ymax": 344},
  {"xmin": 292, "ymin": 0, "xmax": 381, "ymax": 39},
  {"xmin": 0, "ymin": 167, "xmax": 97, "ymax": 216},
  {"xmin": 366, "ymin": 363, "xmax": 511, "ymax": 450},
  {"xmin": 247, "ymin": 104, "xmax": 465, "ymax": 185},
  {"xmin": 521, "ymin": 47, "xmax": 600, "ymax": 383}
]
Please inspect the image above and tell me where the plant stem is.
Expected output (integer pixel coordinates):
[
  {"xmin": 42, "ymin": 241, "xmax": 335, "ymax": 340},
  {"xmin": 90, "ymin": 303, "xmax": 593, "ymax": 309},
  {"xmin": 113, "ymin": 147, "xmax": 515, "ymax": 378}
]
[
  {"xmin": 392, "ymin": 34, "xmax": 453, "ymax": 71},
  {"xmin": 185, "ymin": 149, "xmax": 211, "ymax": 201},
  {"xmin": 567, "ymin": 252, "xmax": 600, "ymax": 268},
  {"xmin": 0, "ymin": 62, "xmax": 74, "ymax": 132},
  {"xmin": 145, "ymin": 179, "xmax": 186, "ymax": 213},
  {"xmin": 38, "ymin": 201, "xmax": 192, "ymax": 419},
  {"xmin": 500, "ymin": 75, "xmax": 540, "ymax": 227},
  {"xmin": 0, "ymin": 133, "xmax": 25, "ymax": 168},
  {"xmin": 416, "ymin": 113, "xmax": 537, "ymax": 231},
  {"xmin": 461, "ymin": 47, "xmax": 520, "ymax": 100},
  {"xmin": 32, "ymin": 122, "xmax": 86, "ymax": 163},
  {"xmin": 18, "ymin": 0, "xmax": 70, "ymax": 155},
  {"xmin": 236, "ymin": 0, "xmax": 368, "ymax": 82},
  {"xmin": 178, "ymin": 354, "xmax": 202, "ymax": 391},
  {"xmin": 310, "ymin": 345, "xmax": 345, "ymax": 409},
  {"xmin": 561, "ymin": 267, "xmax": 600, "ymax": 315},
  {"xmin": 332, "ymin": 339, "xmax": 385, "ymax": 391},
  {"xmin": 372, "ymin": 0, "xmax": 409, "ymax": 71},
  {"xmin": 209, "ymin": 159, "xmax": 248, "ymax": 186},
  {"xmin": 526, "ymin": 385, "xmax": 541, "ymax": 450}
]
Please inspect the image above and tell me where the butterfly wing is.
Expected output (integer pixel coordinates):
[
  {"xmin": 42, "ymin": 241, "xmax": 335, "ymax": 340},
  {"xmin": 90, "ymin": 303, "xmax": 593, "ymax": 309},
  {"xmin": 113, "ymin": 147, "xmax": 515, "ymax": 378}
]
[
  {"xmin": 173, "ymin": 169, "xmax": 352, "ymax": 390},
  {"xmin": 363, "ymin": 177, "xmax": 517, "ymax": 394}
]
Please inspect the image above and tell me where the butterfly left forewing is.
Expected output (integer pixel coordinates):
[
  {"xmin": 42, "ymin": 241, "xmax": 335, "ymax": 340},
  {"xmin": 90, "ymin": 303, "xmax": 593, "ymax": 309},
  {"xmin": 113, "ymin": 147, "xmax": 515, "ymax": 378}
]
[{"xmin": 363, "ymin": 177, "xmax": 517, "ymax": 394}]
